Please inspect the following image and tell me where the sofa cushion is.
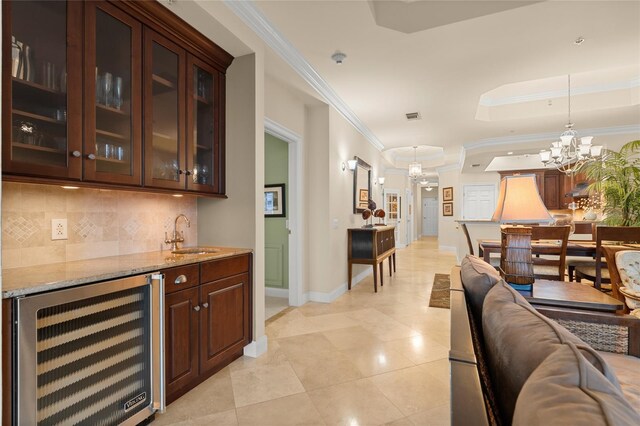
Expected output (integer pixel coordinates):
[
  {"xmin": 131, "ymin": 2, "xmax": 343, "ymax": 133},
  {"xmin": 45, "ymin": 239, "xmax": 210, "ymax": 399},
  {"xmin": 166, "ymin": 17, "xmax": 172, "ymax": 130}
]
[
  {"xmin": 460, "ymin": 255, "xmax": 501, "ymax": 324},
  {"xmin": 598, "ymin": 351, "xmax": 640, "ymax": 413},
  {"xmin": 513, "ymin": 343, "xmax": 640, "ymax": 425},
  {"xmin": 482, "ymin": 280, "xmax": 619, "ymax": 422}
]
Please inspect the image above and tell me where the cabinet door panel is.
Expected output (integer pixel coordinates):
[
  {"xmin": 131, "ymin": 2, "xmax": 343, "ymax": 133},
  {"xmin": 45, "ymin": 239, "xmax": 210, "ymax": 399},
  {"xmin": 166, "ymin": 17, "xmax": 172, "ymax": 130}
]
[
  {"xmin": 186, "ymin": 55, "xmax": 222, "ymax": 193},
  {"xmin": 544, "ymin": 173, "xmax": 560, "ymax": 210},
  {"xmin": 165, "ymin": 287, "xmax": 199, "ymax": 401},
  {"xmin": 3, "ymin": 0, "xmax": 83, "ymax": 179},
  {"xmin": 84, "ymin": 1, "xmax": 142, "ymax": 185},
  {"xmin": 144, "ymin": 28, "xmax": 186, "ymax": 190},
  {"xmin": 200, "ymin": 273, "xmax": 250, "ymax": 374}
]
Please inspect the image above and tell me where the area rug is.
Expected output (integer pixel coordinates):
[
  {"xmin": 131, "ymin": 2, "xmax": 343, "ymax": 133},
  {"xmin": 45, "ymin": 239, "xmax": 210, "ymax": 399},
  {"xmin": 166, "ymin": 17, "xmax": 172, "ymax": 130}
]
[{"xmin": 429, "ymin": 273, "xmax": 451, "ymax": 309}]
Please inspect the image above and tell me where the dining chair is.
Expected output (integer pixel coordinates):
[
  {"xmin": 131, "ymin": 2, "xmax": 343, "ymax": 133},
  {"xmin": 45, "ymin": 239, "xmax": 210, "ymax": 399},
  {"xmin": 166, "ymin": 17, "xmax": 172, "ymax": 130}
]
[
  {"xmin": 530, "ymin": 225, "xmax": 571, "ymax": 281},
  {"xmin": 575, "ymin": 226, "xmax": 640, "ymax": 290},
  {"xmin": 461, "ymin": 223, "xmax": 500, "ymax": 268},
  {"xmin": 602, "ymin": 245, "xmax": 629, "ymax": 313},
  {"xmin": 566, "ymin": 222, "xmax": 596, "ymax": 281}
]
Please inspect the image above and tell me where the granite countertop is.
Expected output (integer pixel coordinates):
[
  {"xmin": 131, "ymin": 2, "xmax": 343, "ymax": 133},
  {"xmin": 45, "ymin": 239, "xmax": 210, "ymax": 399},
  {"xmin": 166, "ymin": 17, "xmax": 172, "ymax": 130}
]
[{"xmin": 1, "ymin": 247, "xmax": 252, "ymax": 299}]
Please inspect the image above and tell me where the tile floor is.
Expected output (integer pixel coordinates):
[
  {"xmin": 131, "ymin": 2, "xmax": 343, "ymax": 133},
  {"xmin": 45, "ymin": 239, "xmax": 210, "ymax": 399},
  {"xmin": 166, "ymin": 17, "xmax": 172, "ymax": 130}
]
[
  {"xmin": 153, "ymin": 237, "xmax": 457, "ymax": 426},
  {"xmin": 265, "ymin": 296, "xmax": 290, "ymax": 320}
]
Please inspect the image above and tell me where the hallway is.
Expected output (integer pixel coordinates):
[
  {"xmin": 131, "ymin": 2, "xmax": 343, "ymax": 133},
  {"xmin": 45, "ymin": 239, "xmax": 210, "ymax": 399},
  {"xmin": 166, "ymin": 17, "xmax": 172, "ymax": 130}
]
[{"xmin": 154, "ymin": 237, "xmax": 457, "ymax": 425}]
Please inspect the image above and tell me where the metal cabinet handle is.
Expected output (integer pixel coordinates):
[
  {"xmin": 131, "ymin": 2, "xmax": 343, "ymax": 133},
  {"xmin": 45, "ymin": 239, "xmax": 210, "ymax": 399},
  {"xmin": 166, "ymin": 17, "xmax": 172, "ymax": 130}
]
[
  {"xmin": 202, "ymin": 303, "xmax": 209, "ymax": 309},
  {"xmin": 193, "ymin": 305, "xmax": 200, "ymax": 312},
  {"xmin": 87, "ymin": 153, "xmax": 96, "ymax": 160},
  {"xmin": 185, "ymin": 170, "xmax": 192, "ymax": 176},
  {"xmin": 178, "ymin": 169, "xmax": 184, "ymax": 174},
  {"xmin": 174, "ymin": 274, "xmax": 187, "ymax": 285},
  {"xmin": 71, "ymin": 150, "xmax": 81, "ymax": 157}
]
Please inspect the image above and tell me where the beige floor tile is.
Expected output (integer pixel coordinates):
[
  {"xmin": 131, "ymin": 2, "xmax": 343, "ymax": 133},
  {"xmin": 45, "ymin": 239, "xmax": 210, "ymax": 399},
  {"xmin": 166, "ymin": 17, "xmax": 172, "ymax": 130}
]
[
  {"xmin": 361, "ymin": 319, "xmax": 421, "ymax": 342},
  {"xmin": 230, "ymin": 363, "xmax": 305, "ymax": 407},
  {"xmin": 382, "ymin": 335, "xmax": 449, "ymax": 365},
  {"xmin": 308, "ymin": 378, "xmax": 404, "ymax": 426},
  {"xmin": 419, "ymin": 359, "xmax": 451, "ymax": 385},
  {"xmin": 371, "ymin": 365, "xmax": 449, "ymax": 416},
  {"xmin": 341, "ymin": 345, "xmax": 415, "ymax": 377},
  {"xmin": 277, "ymin": 332, "xmax": 339, "ymax": 357},
  {"xmin": 407, "ymin": 403, "xmax": 451, "ymax": 426},
  {"xmin": 322, "ymin": 325, "xmax": 385, "ymax": 351},
  {"xmin": 185, "ymin": 409, "xmax": 239, "ymax": 426},
  {"xmin": 154, "ymin": 369, "xmax": 236, "ymax": 425},
  {"xmin": 228, "ymin": 339, "xmax": 289, "ymax": 373},
  {"xmin": 236, "ymin": 393, "xmax": 325, "ymax": 426},
  {"xmin": 287, "ymin": 348, "xmax": 364, "ymax": 391},
  {"xmin": 385, "ymin": 418, "xmax": 415, "ymax": 426}
]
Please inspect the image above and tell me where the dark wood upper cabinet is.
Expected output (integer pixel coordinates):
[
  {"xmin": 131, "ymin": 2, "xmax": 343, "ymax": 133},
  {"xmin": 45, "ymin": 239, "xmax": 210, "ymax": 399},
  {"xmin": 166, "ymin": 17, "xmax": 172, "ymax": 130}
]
[
  {"xmin": 2, "ymin": 0, "xmax": 83, "ymax": 180},
  {"xmin": 2, "ymin": 0, "xmax": 233, "ymax": 196},
  {"xmin": 84, "ymin": 1, "xmax": 142, "ymax": 186}
]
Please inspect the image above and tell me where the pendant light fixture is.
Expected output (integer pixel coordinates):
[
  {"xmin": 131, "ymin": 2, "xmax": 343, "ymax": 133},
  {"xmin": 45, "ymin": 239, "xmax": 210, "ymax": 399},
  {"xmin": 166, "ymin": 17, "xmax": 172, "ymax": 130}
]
[{"xmin": 408, "ymin": 146, "xmax": 422, "ymax": 179}]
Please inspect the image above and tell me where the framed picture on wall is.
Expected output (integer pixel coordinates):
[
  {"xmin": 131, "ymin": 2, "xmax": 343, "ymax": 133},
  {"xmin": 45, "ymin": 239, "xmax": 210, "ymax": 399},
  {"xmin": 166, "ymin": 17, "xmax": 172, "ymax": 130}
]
[
  {"xmin": 443, "ymin": 187, "xmax": 453, "ymax": 201},
  {"xmin": 443, "ymin": 202, "xmax": 453, "ymax": 216},
  {"xmin": 264, "ymin": 184, "xmax": 286, "ymax": 217}
]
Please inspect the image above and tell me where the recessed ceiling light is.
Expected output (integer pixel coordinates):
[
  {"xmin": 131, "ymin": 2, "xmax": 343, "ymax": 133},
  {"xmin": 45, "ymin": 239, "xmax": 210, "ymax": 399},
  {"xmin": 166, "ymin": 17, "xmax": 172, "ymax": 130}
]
[
  {"xmin": 507, "ymin": 151, "xmax": 513, "ymax": 155},
  {"xmin": 574, "ymin": 36, "xmax": 585, "ymax": 45},
  {"xmin": 331, "ymin": 51, "xmax": 346, "ymax": 65}
]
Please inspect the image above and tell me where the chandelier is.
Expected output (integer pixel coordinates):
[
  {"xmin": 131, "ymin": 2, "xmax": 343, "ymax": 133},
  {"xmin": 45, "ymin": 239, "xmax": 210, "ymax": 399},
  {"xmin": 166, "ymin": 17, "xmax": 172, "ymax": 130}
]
[
  {"xmin": 539, "ymin": 75, "xmax": 603, "ymax": 175},
  {"xmin": 408, "ymin": 146, "xmax": 422, "ymax": 179}
]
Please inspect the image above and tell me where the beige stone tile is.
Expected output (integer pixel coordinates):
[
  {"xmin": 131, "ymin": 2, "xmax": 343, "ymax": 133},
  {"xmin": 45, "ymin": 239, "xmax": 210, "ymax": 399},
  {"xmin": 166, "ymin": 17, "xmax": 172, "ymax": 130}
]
[
  {"xmin": 382, "ymin": 335, "xmax": 449, "ymax": 365},
  {"xmin": 419, "ymin": 359, "xmax": 451, "ymax": 385},
  {"xmin": 66, "ymin": 241, "xmax": 119, "ymax": 261},
  {"xmin": 230, "ymin": 362, "xmax": 305, "ymax": 407},
  {"xmin": 236, "ymin": 393, "xmax": 324, "ymax": 426},
  {"xmin": 341, "ymin": 344, "xmax": 415, "ymax": 377},
  {"xmin": 2, "ymin": 248, "xmax": 21, "ymax": 269},
  {"xmin": 385, "ymin": 418, "xmax": 414, "ymax": 426},
  {"xmin": 21, "ymin": 184, "xmax": 47, "ymax": 212},
  {"xmin": 287, "ymin": 348, "xmax": 363, "ymax": 391},
  {"xmin": 228, "ymin": 340, "xmax": 289, "ymax": 373},
  {"xmin": 322, "ymin": 325, "xmax": 385, "ymax": 351},
  {"xmin": 159, "ymin": 409, "xmax": 239, "ymax": 426},
  {"xmin": 360, "ymin": 319, "xmax": 421, "ymax": 342},
  {"xmin": 308, "ymin": 378, "xmax": 404, "ymax": 426},
  {"xmin": 2, "ymin": 183, "xmax": 22, "ymax": 212},
  {"xmin": 407, "ymin": 403, "xmax": 450, "ymax": 426},
  {"xmin": 371, "ymin": 365, "xmax": 449, "ymax": 416},
  {"xmin": 20, "ymin": 245, "xmax": 66, "ymax": 267},
  {"xmin": 153, "ymin": 369, "xmax": 236, "ymax": 425},
  {"xmin": 277, "ymin": 332, "xmax": 338, "ymax": 357}
]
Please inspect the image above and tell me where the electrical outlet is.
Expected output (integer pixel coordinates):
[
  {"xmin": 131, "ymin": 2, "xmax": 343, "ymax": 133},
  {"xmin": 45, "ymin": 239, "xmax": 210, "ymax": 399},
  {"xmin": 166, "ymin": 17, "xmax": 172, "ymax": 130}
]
[{"xmin": 51, "ymin": 219, "xmax": 68, "ymax": 240}]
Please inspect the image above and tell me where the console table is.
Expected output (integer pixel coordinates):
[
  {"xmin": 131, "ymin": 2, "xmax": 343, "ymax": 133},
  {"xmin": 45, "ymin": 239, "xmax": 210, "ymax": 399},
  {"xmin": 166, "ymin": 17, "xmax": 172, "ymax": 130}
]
[{"xmin": 348, "ymin": 226, "xmax": 396, "ymax": 292}]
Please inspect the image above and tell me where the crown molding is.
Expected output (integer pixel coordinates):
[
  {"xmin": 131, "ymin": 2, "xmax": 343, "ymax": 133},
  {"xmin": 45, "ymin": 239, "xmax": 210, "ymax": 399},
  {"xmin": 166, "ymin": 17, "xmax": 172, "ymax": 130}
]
[
  {"xmin": 464, "ymin": 124, "xmax": 640, "ymax": 152},
  {"xmin": 264, "ymin": 116, "xmax": 301, "ymax": 144},
  {"xmin": 479, "ymin": 77, "xmax": 640, "ymax": 107},
  {"xmin": 436, "ymin": 163, "xmax": 461, "ymax": 173},
  {"xmin": 225, "ymin": 0, "xmax": 385, "ymax": 151}
]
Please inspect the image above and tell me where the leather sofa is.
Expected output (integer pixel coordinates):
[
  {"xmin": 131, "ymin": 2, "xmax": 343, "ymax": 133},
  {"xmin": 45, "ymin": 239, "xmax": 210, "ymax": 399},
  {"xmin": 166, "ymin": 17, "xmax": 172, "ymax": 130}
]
[{"xmin": 449, "ymin": 255, "xmax": 640, "ymax": 425}]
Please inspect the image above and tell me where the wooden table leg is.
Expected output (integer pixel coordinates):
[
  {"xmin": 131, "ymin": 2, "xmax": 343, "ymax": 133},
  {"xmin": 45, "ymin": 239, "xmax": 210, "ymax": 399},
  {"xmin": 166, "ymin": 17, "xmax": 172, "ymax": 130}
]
[
  {"xmin": 380, "ymin": 262, "xmax": 384, "ymax": 287},
  {"xmin": 348, "ymin": 261, "xmax": 352, "ymax": 290},
  {"xmin": 393, "ymin": 252, "xmax": 396, "ymax": 272},
  {"xmin": 388, "ymin": 256, "xmax": 392, "ymax": 276},
  {"xmin": 373, "ymin": 265, "xmax": 378, "ymax": 293}
]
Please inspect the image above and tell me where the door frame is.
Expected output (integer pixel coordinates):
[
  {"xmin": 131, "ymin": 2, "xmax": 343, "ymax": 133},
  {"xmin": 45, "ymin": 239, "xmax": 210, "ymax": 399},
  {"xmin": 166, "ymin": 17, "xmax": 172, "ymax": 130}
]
[{"xmin": 264, "ymin": 117, "xmax": 304, "ymax": 306}]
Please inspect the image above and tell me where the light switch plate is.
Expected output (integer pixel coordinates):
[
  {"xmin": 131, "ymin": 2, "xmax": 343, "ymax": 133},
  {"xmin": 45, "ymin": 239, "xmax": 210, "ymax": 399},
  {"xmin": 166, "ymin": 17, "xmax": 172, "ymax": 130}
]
[{"xmin": 51, "ymin": 219, "xmax": 68, "ymax": 240}]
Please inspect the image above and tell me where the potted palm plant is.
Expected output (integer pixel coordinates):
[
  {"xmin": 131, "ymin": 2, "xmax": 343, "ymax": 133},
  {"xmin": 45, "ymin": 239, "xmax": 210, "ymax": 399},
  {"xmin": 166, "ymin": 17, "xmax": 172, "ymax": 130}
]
[{"xmin": 581, "ymin": 140, "xmax": 640, "ymax": 226}]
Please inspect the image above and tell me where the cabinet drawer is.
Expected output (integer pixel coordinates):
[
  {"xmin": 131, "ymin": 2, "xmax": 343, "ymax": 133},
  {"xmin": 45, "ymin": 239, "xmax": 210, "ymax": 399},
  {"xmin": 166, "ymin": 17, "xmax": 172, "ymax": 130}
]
[
  {"xmin": 163, "ymin": 264, "xmax": 200, "ymax": 294},
  {"xmin": 201, "ymin": 255, "xmax": 250, "ymax": 283}
]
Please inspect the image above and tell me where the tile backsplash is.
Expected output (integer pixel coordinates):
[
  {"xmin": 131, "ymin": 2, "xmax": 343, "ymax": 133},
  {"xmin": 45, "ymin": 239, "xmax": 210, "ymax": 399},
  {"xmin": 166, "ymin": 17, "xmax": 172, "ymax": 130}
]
[{"xmin": 2, "ymin": 182, "xmax": 198, "ymax": 269}]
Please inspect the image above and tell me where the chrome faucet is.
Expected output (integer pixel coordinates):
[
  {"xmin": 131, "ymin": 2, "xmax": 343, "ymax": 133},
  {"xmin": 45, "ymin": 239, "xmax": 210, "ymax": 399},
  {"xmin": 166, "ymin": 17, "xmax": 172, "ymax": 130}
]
[{"xmin": 165, "ymin": 214, "xmax": 191, "ymax": 250}]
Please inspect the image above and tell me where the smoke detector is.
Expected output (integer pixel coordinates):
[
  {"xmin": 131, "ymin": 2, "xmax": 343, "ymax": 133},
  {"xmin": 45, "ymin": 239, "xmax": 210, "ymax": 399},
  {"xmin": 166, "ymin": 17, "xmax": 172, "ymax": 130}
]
[
  {"xmin": 331, "ymin": 51, "xmax": 347, "ymax": 65},
  {"xmin": 405, "ymin": 112, "xmax": 421, "ymax": 121}
]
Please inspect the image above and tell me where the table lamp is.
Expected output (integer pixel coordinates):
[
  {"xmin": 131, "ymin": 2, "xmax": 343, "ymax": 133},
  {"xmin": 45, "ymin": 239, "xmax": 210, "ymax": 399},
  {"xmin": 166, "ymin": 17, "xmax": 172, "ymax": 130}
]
[{"xmin": 491, "ymin": 174, "xmax": 553, "ymax": 290}]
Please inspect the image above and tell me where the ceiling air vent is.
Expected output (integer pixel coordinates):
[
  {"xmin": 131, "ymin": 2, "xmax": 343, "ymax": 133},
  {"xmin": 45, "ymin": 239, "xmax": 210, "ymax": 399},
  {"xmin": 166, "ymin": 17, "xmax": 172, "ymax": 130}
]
[{"xmin": 405, "ymin": 112, "xmax": 421, "ymax": 121}]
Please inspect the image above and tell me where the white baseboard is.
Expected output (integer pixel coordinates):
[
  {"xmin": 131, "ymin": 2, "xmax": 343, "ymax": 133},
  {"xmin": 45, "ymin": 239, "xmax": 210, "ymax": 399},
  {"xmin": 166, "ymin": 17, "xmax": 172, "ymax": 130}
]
[
  {"xmin": 306, "ymin": 268, "xmax": 371, "ymax": 304},
  {"xmin": 265, "ymin": 287, "xmax": 289, "ymax": 298},
  {"xmin": 439, "ymin": 245, "xmax": 457, "ymax": 253},
  {"xmin": 243, "ymin": 335, "xmax": 268, "ymax": 358},
  {"xmin": 396, "ymin": 243, "xmax": 407, "ymax": 249}
]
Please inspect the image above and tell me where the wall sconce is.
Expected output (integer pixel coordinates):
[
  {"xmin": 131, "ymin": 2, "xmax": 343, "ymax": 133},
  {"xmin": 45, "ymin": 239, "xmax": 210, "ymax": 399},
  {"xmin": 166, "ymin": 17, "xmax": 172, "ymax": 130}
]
[
  {"xmin": 378, "ymin": 177, "xmax": 385, "ymax": 186},
  {"xmin": 347, "ymin": 159, "xmax": 358, "ymax": 171}
]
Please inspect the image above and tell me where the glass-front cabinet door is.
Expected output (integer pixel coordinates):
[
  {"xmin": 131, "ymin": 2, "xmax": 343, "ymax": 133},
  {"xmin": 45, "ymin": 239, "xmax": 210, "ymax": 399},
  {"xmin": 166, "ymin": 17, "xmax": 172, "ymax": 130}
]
[
  {"xmin": 187, "ymin": 56, "xmax": 221, "ymax": 193},
  {"xmin": 84, "ymin": 1, "xmax": 142, "ymax": 185},
  {"xmin": 144, "ymin": 29, "xmax": 186, "ymax": 190},
  {"xmin": 2, "ymin": 0, "xmax": 83, "ymax": 179}
]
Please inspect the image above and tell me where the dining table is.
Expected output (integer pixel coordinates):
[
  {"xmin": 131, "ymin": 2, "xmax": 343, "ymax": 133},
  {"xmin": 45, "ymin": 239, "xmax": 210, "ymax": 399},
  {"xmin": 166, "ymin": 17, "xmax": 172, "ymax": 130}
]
[{"xmin": 477, "ymin": 239, "xmax": 598, "ymax": 264}]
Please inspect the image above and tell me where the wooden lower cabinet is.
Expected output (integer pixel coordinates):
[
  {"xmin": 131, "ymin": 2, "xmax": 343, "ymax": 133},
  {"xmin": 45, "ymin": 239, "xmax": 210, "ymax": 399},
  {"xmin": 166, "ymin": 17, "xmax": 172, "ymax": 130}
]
[
  {"xmin": 165, "ymin": 287, "xmax": 200, "ymax": 399},
  {"xmin": 164, "ymin": 254, "xmax": 252, "ymax": 404}
]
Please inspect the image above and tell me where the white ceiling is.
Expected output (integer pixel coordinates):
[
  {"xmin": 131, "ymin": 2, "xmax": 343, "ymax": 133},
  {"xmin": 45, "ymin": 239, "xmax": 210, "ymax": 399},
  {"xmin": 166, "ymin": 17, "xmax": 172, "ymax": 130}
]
[{"xmin": 250, "ymin": 0, "xmax": 640, "ymax": 173}]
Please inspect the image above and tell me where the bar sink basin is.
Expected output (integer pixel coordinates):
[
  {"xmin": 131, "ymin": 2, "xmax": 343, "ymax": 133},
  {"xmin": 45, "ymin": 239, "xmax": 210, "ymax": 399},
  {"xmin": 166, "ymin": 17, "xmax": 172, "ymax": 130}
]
[{"xmin": 172, "ymin": 247, "xmax": 221, "ymax": 255}]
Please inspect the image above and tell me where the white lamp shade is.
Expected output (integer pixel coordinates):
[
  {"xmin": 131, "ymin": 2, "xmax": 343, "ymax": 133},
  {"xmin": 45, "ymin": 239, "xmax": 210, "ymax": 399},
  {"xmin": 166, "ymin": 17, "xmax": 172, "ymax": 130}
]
[
  {"xmin": 579, "ymin": 145, "xmax": 591, "ymax": 156},
  {"xmin": 540, "ymin": 151, "xmax": 551, "ymax": 162},
  {"xmin": 560, "ymin": 135, "xmax": 573, "ymax": 146},
  {"xmin": 347, "ymin": 159, "xmax": 357, "ymax": 170},
  {"xmin": 491, "ymin": 175, "xmax": 553, "ymax": 224},
  {"xmin": 580, "ymin": 136, "xmax": 593, "ymax": 146},
  {"xmin": 590, "ymin": 145, "xmax": 603, "ymax": 156},
  {"xmin": 378, "ymin": 177, "xmax": 385, "ymax": 185},
  {"xmin": 551, "ymin": 147, "xmax": 562, "ymax": 158},
  {"xmin": 408, "ymin": 162, "xmax": 422, "ymax": 177}
]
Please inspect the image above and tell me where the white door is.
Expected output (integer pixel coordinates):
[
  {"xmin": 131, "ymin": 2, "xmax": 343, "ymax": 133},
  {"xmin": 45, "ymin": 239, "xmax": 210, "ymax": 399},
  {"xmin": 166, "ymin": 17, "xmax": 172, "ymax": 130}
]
[
  {"xmin": 406, "ymin": 188, "xmax": 413, "ymax": 245},
  {"xmin": 422, "ymin": 198, "xmax": 438, "ymax": 236},
  {"xmin": 463, "ymin": 184, "xmax": 496, "ymax": 220},
  {"xmin": 384, "ymin": 190, "xmax": 401, "ymax": 244}
]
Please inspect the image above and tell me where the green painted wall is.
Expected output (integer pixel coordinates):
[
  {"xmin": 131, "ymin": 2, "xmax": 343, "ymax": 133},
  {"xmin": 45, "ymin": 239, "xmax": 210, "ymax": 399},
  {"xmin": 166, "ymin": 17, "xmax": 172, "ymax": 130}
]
[{"xmin": 264, "ymin": 133, "xmax": 289, "ymax": 289}]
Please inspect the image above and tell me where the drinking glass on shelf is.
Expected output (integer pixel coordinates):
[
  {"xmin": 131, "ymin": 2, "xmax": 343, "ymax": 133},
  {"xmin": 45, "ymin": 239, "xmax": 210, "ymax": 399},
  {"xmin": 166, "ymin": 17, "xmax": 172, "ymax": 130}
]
[
  {"xmin": 113, "ymin": 77, "xmax": 123, "ymax": 110},
  {"xmin": 200, "ymin": 165, "xmax": 210, "ymax": 184},
  {"xmin": 103, "ymin": 72, "xmax": 113, "ymax": 107},
  {"xmin": 116, "ymin": 146, "xmax": 124, "ymax": 161},
  {"xmin": 96, "ymin": 69, "xmax": 103, "ymax": 105}
]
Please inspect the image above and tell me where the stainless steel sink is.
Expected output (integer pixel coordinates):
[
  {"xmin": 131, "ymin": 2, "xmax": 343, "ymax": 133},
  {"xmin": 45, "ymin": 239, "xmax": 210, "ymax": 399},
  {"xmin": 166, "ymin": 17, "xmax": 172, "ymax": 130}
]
[{"xmin": 171, "ymin": 247, "xmax": 221, "ymax": 255}]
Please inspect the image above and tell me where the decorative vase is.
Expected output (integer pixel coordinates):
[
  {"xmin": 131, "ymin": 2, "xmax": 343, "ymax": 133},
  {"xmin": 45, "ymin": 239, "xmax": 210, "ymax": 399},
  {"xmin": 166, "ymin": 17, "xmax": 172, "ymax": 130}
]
[
  {"xmin": 552, "ymin": 213, "xmax": 575, "ymax": 235},
  {"xmin": 583, "ymin": 209, "xmax": 597, "ymax": 221}
]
